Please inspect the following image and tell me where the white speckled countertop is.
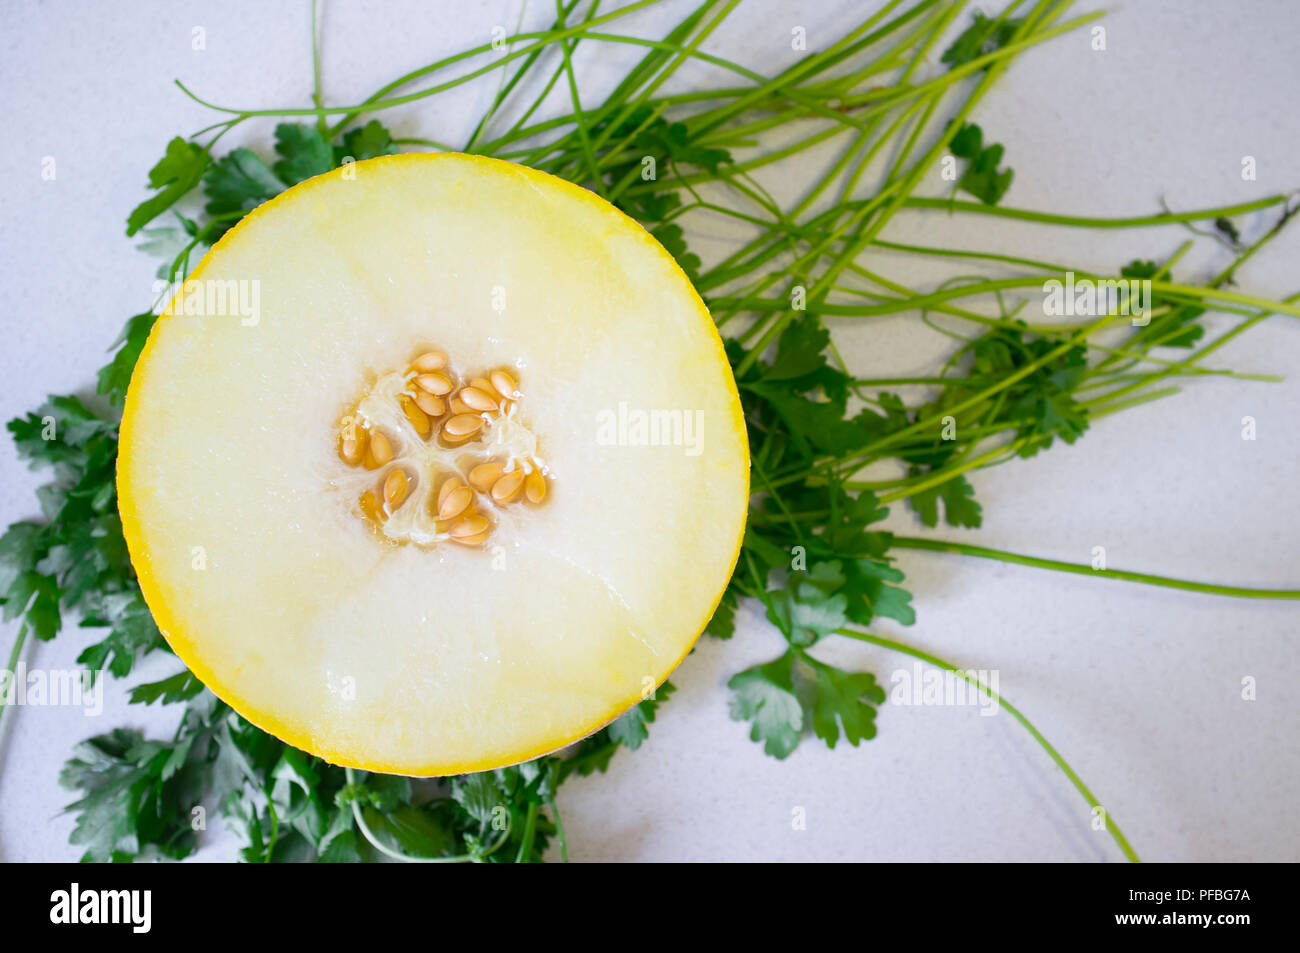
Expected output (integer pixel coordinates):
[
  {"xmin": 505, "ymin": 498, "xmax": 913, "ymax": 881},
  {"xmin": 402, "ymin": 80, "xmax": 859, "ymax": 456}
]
[{"xmin": 1, "ymin": 0, "xmax": 1296, "ymax": 862}]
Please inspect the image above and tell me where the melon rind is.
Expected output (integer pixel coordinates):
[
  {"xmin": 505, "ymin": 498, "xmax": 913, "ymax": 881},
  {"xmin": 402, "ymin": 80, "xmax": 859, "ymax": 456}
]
[{"xmin": 119, "ymin": 153, "xmax": 749, "ymax": 775}]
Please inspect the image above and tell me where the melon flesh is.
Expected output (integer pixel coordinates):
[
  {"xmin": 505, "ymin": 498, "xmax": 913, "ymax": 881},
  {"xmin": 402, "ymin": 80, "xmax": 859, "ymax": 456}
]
[{"xmin": 119, "ymin": 153, "xmax": 748, "ymax": 775}]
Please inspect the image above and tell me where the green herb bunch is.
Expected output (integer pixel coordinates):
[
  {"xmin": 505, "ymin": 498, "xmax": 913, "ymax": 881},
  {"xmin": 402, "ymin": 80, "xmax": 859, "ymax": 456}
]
[{"xmin": 3, "ymin": 0, "xmax": 1298, "ymax": 863}]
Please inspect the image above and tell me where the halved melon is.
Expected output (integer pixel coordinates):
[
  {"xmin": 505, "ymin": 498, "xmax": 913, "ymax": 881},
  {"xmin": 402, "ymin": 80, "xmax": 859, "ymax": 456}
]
[{"xmin": 119, "ymin": 153, "xmax": 749, "ymax": 775}]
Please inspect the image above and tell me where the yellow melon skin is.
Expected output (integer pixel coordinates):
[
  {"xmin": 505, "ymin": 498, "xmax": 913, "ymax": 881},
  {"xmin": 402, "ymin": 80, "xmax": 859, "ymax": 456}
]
[{"xmin": 118, "ymin": 153, "xmax": 749, "ymax": 776}]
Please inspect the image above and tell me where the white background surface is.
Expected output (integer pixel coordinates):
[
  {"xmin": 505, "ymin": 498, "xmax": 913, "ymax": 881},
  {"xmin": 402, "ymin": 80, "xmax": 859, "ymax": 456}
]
[{"xmin": 1, "ymin": 0, "xmax": 1297, "ymax": 862}]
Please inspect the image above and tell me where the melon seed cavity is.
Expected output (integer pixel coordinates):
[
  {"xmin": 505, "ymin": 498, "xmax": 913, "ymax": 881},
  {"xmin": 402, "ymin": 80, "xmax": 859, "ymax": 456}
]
[{"xmin": 335, "ymin": 350, "xmax": 549, "ymax": 547}]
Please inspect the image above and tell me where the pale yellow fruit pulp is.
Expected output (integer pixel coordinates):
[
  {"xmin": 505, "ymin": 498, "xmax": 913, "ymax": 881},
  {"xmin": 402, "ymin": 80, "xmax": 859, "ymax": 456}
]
[{"xmin": 119, "ymin": 153, "xmax": 749, "ymax": 775}]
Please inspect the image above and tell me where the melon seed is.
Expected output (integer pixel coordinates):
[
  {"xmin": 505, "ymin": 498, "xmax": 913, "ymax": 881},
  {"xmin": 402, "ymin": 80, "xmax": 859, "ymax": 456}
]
[
  {"xmin": 491, "ymin": 469, "xmax": 525, "ymax": 504},
  {"xmin": 365, "ymin": 429, "xmax": 393, "ymax": 469},
  {"xmin": 415, "ymin": 372, "xmax": 453, "ymax": 396},
  {"xmin": 438, "ymin": 485, "xmax": 473, "ymax": 521},
  {"xmin": 399, "ymin": 395, "xmax": 432, "ymax": 437},
  {"xmin": 448, "ymin": 513, "xmax": 489, "ymax": 538},
  {"xmin": 490, "ymin": 370, "xmax": 520, "ymax": 400},
  {"xmin": 450, "ymin": 529, "xmax": 491, "ymax": 547},
  {"xmin": 384, "ymin": 469, "xmax": 410, "ymax": 509},
  {"xmin": 412, "ymin": 351, "xmax": 446, "ymax": 372},
  {"xmin": 360, "ymin": 490, "xmax": 384, "ymax": 522},
  {"xmin": 459, "ymin": 386, "xmax": 499, "ymax": 413},
  {"xmin": 339, "ymin": 425, "xmax": 366, "ymax": 466},
  {"xmin": 443, "ymin": 414, "xmax": 484, "ymax": 438},
  {"xmin": 413, "ymin": 391, "xmax": 446, "ymax": 417},
  {"xmin": 467, "ymin": 461, "xmax": 505, "ymax": 492},
  {"xmin": 525, "ymin": 469, "xmax": 547, "ymax": 504}
]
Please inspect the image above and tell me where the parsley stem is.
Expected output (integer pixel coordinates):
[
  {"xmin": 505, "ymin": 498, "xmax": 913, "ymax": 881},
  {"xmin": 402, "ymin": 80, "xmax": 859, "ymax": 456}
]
[
  {"xmin": 464, "ymin": 0, "xmax": 582, "ymax": 152},
  {"xmin": 709, "ymin": 277, "xmax": 1300, "ymax": 320},
  {"xmin": 837, "ymin": 627, "xmax": 1141, "ymax": 863},
  {"xmin": 900, "ymin": 194, "xmax": 1292, "ymax": 228},
  {"xmin": 890, "ymin": 537, "xmax": 1300, "ymax": 600},
  {"xmin": 176, "ymin": 0, "xmax": 669, "ymax": 127},
  {"xmin": 554, "ymin": 2, "xmax": 606, "ymax": 194},
  {"xmin": 548, "ymin": 793, "xmax": 569, "ymax": 862},
  {"xmin": 516, "ymin": 802, "xmax": 540, "ymax": 863},
  {"xmin": 0, "ymin": 625, "xmax": 30, "ymax": 731},
  {"xmin": 264, "ymin": 799, "xmax": 279, "ymax": 862},
  {"xmin": 309, "ymin": 0, "xmax": 326, "ymax": 136},
  {"xmin": 342, "ymin": 766, "xmax": 509, "ymax": 862}
]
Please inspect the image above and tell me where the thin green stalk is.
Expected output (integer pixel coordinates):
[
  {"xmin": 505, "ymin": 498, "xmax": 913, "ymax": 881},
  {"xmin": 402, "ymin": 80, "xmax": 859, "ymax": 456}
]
[
  {"xmin": 463, "ymin": 0, "xmax": 582, "ymax": 151},
  {"xmin": 548, "ymin": 795, "xmax": 569, "ymax": 862},
  {"xmin": 901, "ymin": 194, "xmax": 1291, "ymax": 227},
  {"xmin": 177, "ymin": 0, "xmax": 669, "ymax": 127},
  {"xmin": 730, "ymin": 0, "xmax": 1067, "ymax": 374},
  {"xmin": 343, "ymin": 766, "xmax": 511, "ymax": 862},
  {"xmin": 838, "ymin": 628, "xmax": 1141, "ymax": 863},
  {"xmin": 891, "ymin": 536, "xmax": 1300, "ymax": 599},
  {"xmin": 516, "ymin": 802, "xmax": 540, "ymax": 862},
  {"xmin": 0, "ymin": 626, "xmax": 30, "ymax": 730},
  {"xmin": 556, "ymin": 1, "xmax": 606, "ymax": 194},
  {"xmin": 310, "ymin": 0, "xmax": 326, "ymax": 135}
]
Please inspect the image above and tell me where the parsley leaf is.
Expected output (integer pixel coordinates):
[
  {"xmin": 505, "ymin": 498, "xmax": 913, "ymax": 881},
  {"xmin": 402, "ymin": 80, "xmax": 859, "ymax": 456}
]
[
  {"xmin": 1213, "ymin": 216, "xmax": 1241, "ymax": 246},
  {"xmin": 126, "ymin": 138, "xmax": 210, "ymax": 237},
  {"xmin": 765, "ymin": 561, "xmax": 848, "ymax": 647},
  {"xmin": 1121, "ymin": 258, "xmax": 1205, "ymax": 347},
  {"xmin": 273, "ymin": 123, "xmax": 335, "ymax": 185},
  {"xmin": 203, "ymin": 148, "xmax": 285, "ymax": 219},
  {"xmin": 597, "ymin": 106, "xmax": 730, "ymax": 284},
  {"xmin": 338, "ymin": 120, "xmax": 399, "ymax": 162},
  {"xmin": 606, "ymin": 680, "xmax": 677, "ymax": 750},
  {"xmin": 728, "ymin": 648, "xmax": 887, "ymax": 758},
  {"xmin": 909, "ymin": 472, "xmax": 983, "ymax": 529},
  {"xmin": 948, "ymin": 325, "xmax": 1090, "ymax": 456},
  {"xmin": 650, "ymin": 223, "xmax": 703, "ymax": 284},
  {"xmin": 804, "ymin": 653, "xmax": 886, "ymax": 748},
  {"xmin": 78, "ymin": 590, "xmax": 166, "ymax": 678},
  {"xmin": 950, "ymin": 122, "xmax": 1013, "ymax": 205},
  {"xmin": 841, "ymin": 557, "xmax": 915, "ymax": 627},
  {"xmin": 704, "ymin": 585, "xmax": 739, "ymax": 639},
  {"xmin": 97, "ymin": 312, "xmax": 157, "ymax": 408},
  {"xmin": 129, "ymin": 669, "xmax": 205, "ymax": 705},
  {"xmin": 941, "ymin": 11, "xmax": 1026, "ymax": 69},
  {"xmin": 728, "ymin": 651, "xmax": 804, "ymax": 758},
  {"xmin": 60, "ymin": 697, "xmax": 227, "ymax": 863}
]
